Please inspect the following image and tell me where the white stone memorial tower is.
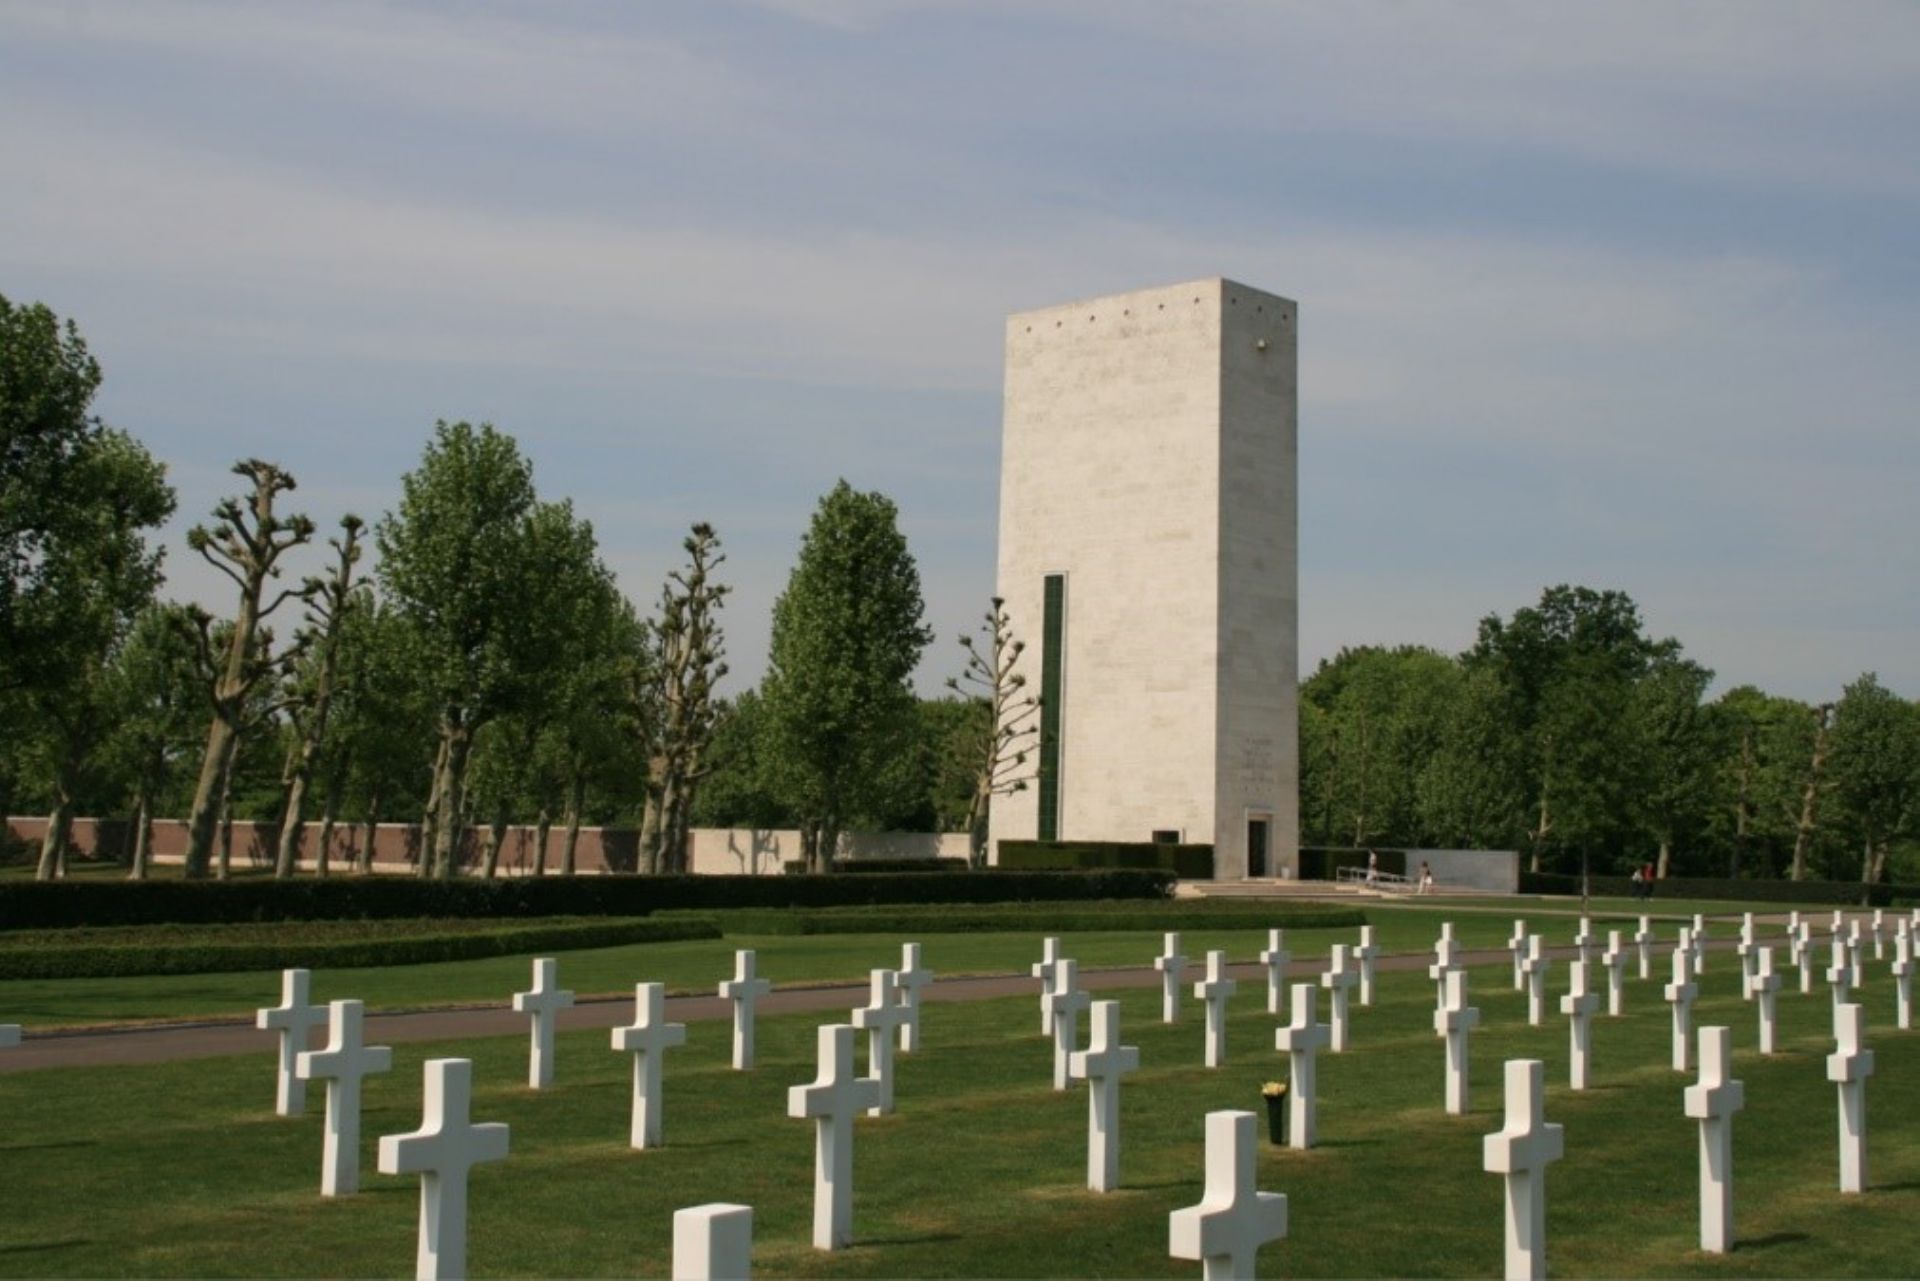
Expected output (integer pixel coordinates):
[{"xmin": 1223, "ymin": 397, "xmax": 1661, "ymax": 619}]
[{"xmin": 991, "ymin": 278, "xmax": 1299, "ymax": 879}]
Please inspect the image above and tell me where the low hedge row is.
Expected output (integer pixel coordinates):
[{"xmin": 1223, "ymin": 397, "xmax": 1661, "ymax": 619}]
[
  {"xmin": 0, "ymin": 869, "xmax": 1175, "ymax": 930},
  {"xmin": 777, "ymin": 859, "xmax": 970, "ymax": 874},
  {"xmin": 996, "ymin": 841, "xmax": 1215, "ymax": 879},
  {"xmin": 697, "ymin": 903, "xmax": 1366, "ymax": 936},
  {"xmin": 1519, "ymin": 872, "xmax": 1920, "ymax": 907},
  {"xmin": 0, "ymin": 916, "xmax": 720, "ymax": 980}
]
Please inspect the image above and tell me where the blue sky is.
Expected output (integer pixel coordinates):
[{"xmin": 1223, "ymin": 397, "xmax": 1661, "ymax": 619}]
[{"xmin": 4, "ymin": 1, "xmax": 1916, "ymax": 701}]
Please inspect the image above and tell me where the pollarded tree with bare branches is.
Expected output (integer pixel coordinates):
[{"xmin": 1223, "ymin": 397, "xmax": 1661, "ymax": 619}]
[
  {"xmin": 643, "ymin": 523, "xmax": 729, "ymax": 874},
  {"xmin": 273, "ymin": 515, "xmax": 363, "ymax": 877},
  {"xmin": 948, "ymin": 597, "xmax": 1040, "ymax": 869},
  {"xmin": 178, "ymin": 460, "xmax": 315, "ymax": 879}
]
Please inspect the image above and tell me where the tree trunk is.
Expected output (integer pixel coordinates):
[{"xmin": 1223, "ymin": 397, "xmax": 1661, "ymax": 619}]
[
  {"xmin": 482, "ymin": 801, "xmax": 509, "ymax": 880},
  {"xmin": 182, "ymin": 712, "xmax": 239, "ymax": 878},
  {"xmin": 534, "ymin": 806, "xmax": 552, "ymax": 876},
  {"xmin": 315, "ymin": 786, "xmax": 339, "ymax": 878},
  {"xmin": 35, "ymin": 772, "xmax": 74, "ymax": 882},
  {"xmin": 561, "ymin": 770, "xmax": 584, "ymax": 875},
  {"xmin": 1789, "ymin": 706, "xmax": 1832, "ymax": 882},
  {"xmin": 417, "ymin": 737, "xmax": 448, "ymax": 878},
  {"xmin": 964, "ymin": 779, "xmax": 991, "ymax": 870},
  {"xmin": 1656, "ymin": 836, "xmax": 1672, "ymax": 881},
  {"xmin": 356, "ymin": 786, "xmax": 381, "ymax": 875},
  {"xmin": 275, "ymin": 762, "xmax": 310, "ymax": 878},
  {"xmin": 637, "ymin": 783, "xmax": 663, "ymax": 875},
  {"xmin": 1528, "ymin": 790, "xmax": 1551, "ymax": 874},
  {"xmin": 216, "ymin": 771, "xmax": 236, "ymax": 881},
  {"xmin": 431, "ymin": 720, "xmax": 473, "ymax": 880},
  {"xmin": 1731, "ymin": 727, "xmax": 1754, "ymax": 879},
  {"xmin": 129, "ymin": 787, "xmax": 153, "ymax": 881}
]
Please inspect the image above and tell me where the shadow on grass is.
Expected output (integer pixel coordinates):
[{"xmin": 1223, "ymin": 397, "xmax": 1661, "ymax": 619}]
[
  {"xmin": 0, "ymin": 1139, "xmax": 96, "ymax": 1153},
  {"xmin": 1738, "ymin": 1230, "xmax": 1811, "ymax": 1250},
  {"xmin": 1869, "ymin": 1179, "xmax": 1920, "ymax": 1193},
  {"xmin": 854, "ymin": 1232, "xmax": 963, "ymax": 1248},
  {"xmin": 0, "ymin": 1239, "xmax": 89, "ymax": 1254}
]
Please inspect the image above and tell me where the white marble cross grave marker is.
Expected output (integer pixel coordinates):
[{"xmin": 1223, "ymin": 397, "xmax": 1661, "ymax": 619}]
[
  {"xmin": 1321, "ymin": 944, "xmax": 1360, "ymax": 1052},
  {"xmin": 1691, "ymin": 916, "xmax": 1708, "ymax": 975},
  {"xmin": 1273, "ymin": 984, "xmax": 1328, "ymax": 1149},
  {"xmin": 1683, "ymin": 1025, "xmax": 1745, "ymax": 1254},
  {"xmin": 1634, "ymin": 916, "xmax": 1655, "ymax": 981},
  {"xmin": 1737, "ymin": 914, "xmax": 1757, "ymax": 999},
  {"xmin": 377, "ymin": 1058, "xmax": 510, "ymax": 1281},
  {"xmin": 295, "ymin": 999, "xmax": 393, "ymax": 1196},
  {"xmin": 1195, "ymin": 950, "xmax": 1237, "ymax": 1068},
  {"xmin": 1797, "ymin": 922, "xmax": 1814, "ymax": 994},
  {"xmin": 1354, "ymin": 925, "xmax": 1379, "ymax": 1006},
  {"xmin": 895, "ymin": 942, "xmax": 931, "ymax": 1053},
  {"xmin": 1788, "ymin": 911, "xmax": 1802, "ymax": 957},
  {"xmin": 718, "ymin": 950, "xmax": 772, "ymax": 1071},
  {"xmin": 1665, "ymin": 944, "xmax": 1699, "ymax": 1073},
  {"xmin": 1435, "ymin": 968, "xmax": 1480, "ymax": 1115},
  {"xmin": 1258, "ymin": 929, "xmax": 1290, "ymax": 1017},
  {"xmin": 1848, "ymin": 922, "xmax": 1865, "ymax": 989},
  {"xmin": 1601, "ymin": 930, "xmax": 1626, "ymax": 1017},
  {"xmin": 511, "ymin": 957, "xmax": 574, "ymax": 1090},
  {"xmin": 611, "ymin": 982, "xmax": 687, "ymax": 1149},
  {"xmin": 1826, "ymin": 1003, "xmax": 1874, "ymax": 1194},
  {"xmin": 787, "ymin": 1024, "xmax": 880, "ymax": 1250},
  {"xmin": 1033, "ymin": 936, "xmax": 1063, "ymax": 1036},
  {"xmin": 1560, "ymin": 961, "xmax": 1600, "ymax": 1090},
  {"xmin": 1753, "ymin": 948, "xmax": 1782, "ymax": 1054},
  {"xmin": 1827, "ymin": 934, "xmax": 1852, "ymax": 1031},
  {"xmin": 672, "ymin": 1204, "xmax": 752, "ymax": 1281},
  {"xmin": 1168, "ymin": 1110, "xmax": 1288, "ymax": 1281},
  {"xmin": 1155, "ymin": 933, "xmax": 1190, "ymax": 1024},
  {"xmin": 1508, "ymin": 920, "xmax": 1529, "ymax": 992},
  {"xmin": 1067, "ymin": 999, "xmax": 1140, "ymax": 1192},
  {"xmin": 1045, "ymin": 957, "xmax": 1091, "ymax": 1091},
  {"xmin": 850, "ymin": 968, "xmax": 906, "ymax": 1116},
  {"xmin": 1892, "ymin": 928, "xmax": 1914, "ymax": 1031},
  {"xmin": 1521, "ymin": 936, "xmax": 1550, "ymax": 1027},
  {"xmin": 1483, "ymin": 1059, "xmax": 1564, "ymax": 1281},
  {"xmin": 1430, "ymin": 933, "xmax": 1463, "ymax": 1013},
  {"xmin": 1572, "ymin": 917, "xmax": 1595, "ymax": 969},
  {"xmin": 1871, "ymin": 909, "xmax": 1885, "ymax": 961},
  {"xmin": 257, "ymin": 968, "xmax": 327, "ymax": 1117}
]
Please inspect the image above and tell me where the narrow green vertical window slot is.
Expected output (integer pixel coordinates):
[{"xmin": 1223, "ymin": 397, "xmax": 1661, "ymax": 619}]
[{"xmin": 1038, "ymin": 573, "xmax": 1065, "ymax": 840}]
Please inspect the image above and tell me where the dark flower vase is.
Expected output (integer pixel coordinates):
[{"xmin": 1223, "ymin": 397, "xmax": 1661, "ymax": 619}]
[{"xmin": 1264, "ymin": 1094, "xmax": 1287, "ymax": 1145}]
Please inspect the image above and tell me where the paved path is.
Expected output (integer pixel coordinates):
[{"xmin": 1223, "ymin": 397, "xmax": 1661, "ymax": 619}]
[{"xmin": 0, "ymin": 937, "xmax": 1754, "ymax": 1073}]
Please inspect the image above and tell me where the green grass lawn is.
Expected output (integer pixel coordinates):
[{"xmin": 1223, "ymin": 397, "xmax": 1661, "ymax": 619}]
[
  {"xmin": 1, "ymin": 942, "xmax": 1914, "ymax": 1276},
  {"xmin": 0, "ymin": 905, "xmax": 1803, "ymax": 1028},
  {"xmin": 1406, "ymin": 895, "xmax": 1888, "ymax": 919}
]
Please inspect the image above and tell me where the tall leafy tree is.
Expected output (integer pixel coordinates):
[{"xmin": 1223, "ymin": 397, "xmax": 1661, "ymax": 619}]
[
  {"xmin": 1629, "ymin": 653, "xmax": 1717, "ymax": 877},
  {"xmin": 760, "ymin": 481, "xmax": 932, "ymax": 872},
  {"xmin": 178, "ymin": 461, "xmax": 314, "ymax": 877},
  {"xmin": 0, "ymin": 297, "xmax": 175, "ymax": 877},
  {"xmin": 101, "ymin": 604, "xmax": 201, "ymax": 879},
  {"xmin": 1830, "ymin": 673, "xmax": 1920, "ymax": 887}
]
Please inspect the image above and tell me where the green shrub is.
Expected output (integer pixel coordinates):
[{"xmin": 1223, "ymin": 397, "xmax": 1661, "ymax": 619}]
[
  {"xmin": 1518, "ymin": 872, "xmax": 1920, "ymax": 907},
  {"xmin": 0, "ymin": 916, "xmax": 721, "ymax": 979},
  {"xmin": 996, "ymin": 841, "xmax": 1214, "ymax": 878},
  {"xmin": 0, "ymin": 870, "xmax": 1174, "ymax": 930},
  {"xmin": 690, "ymin": 901, "xmax": 1364, "ymax": 936}
]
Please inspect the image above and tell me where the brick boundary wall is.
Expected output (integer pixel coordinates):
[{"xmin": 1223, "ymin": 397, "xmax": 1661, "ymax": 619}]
[{"xmin": 4, "ymin": 818, "xmax": 969, "ymax": 876}]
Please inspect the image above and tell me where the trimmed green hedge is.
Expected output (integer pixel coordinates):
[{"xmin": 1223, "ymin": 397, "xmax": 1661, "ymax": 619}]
[
  {"xmin": 778, "ymin": 859, "xmax": 970, "ymax": 874},
  {"xmin": 1519, "ymin": 872, "xmax": 1920, "ymax": 907},
  {"xmin": 1299, "ymin": 847, "xmax": 1406, "ymax": 881},
  {"xmin": 0, "ymin": 917, "xmax": 721, "ymax": 979},
  {"xmin": 0, "ymin": 870, "xmax": 1174, "ymax": 930},
  {"xmin": 691, "ymin": 902, "xmax": 1365, "ymax": 936},
  {"xmin": 997, "ymin": 841, "xmax": 1214, "ymax": 878}
]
